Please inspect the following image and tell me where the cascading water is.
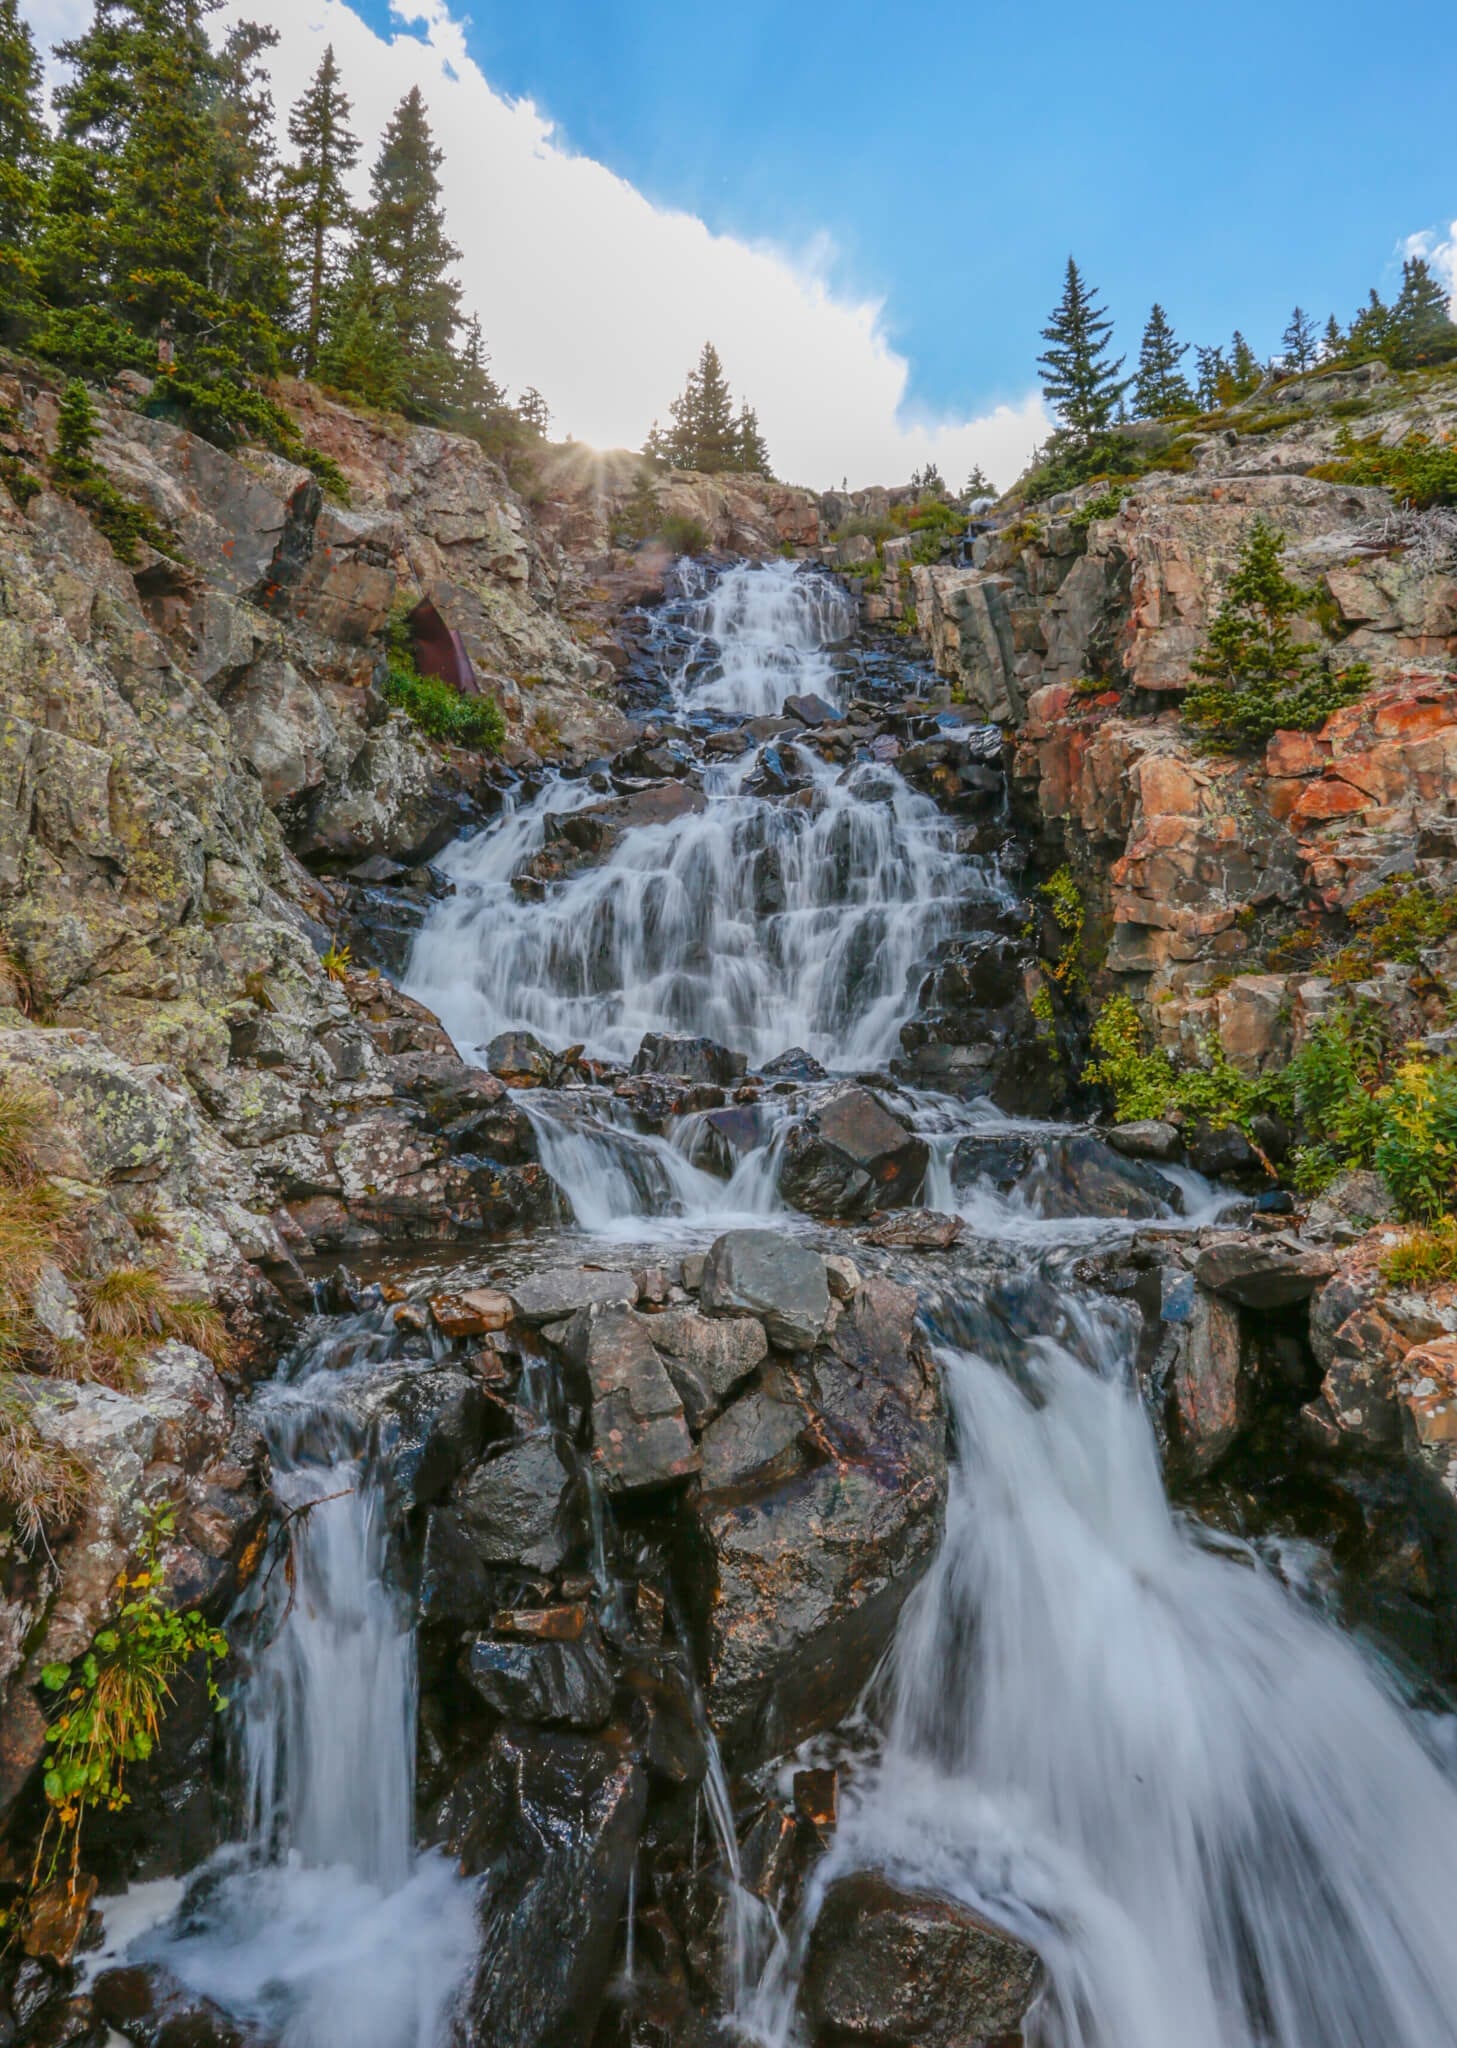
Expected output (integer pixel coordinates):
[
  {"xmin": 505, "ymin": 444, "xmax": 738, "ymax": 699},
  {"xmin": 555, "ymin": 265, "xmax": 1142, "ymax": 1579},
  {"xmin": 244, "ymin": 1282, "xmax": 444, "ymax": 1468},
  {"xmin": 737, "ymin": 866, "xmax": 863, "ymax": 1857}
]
[
  {"xmin": 671, "ymin": 558, "xmax": 856, "ymax": 718},
  {"xmin": 125, "ymin": 1320, "xmax": 478, "ymax": 2048},
  {"xmin": 739, "ymin": 1281, "xmax": 1457, "ymax": 2048}
]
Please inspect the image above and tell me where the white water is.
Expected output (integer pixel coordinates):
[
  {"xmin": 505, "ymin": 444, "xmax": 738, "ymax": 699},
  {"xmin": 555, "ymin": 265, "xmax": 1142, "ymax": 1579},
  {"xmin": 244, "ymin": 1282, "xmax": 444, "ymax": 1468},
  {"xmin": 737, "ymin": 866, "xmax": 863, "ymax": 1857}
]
[
  {"xmin": 122, "ymin": 1325, "xmax": 478, "ymax": 2048},
  {"xmin": 740, "ymin": 1293, "xmax": 1457, "ymax": 2048},
  {"xmin": 673, "ymin": 558, "xmax": 856, "ymax": 718}
]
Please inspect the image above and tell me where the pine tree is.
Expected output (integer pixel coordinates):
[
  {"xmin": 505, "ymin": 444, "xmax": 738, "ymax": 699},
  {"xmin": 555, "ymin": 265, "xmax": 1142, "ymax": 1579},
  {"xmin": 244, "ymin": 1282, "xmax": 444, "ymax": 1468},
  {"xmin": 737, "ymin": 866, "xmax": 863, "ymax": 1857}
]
[
  {"xmin": 735, "ymin": 403, "xmax": 772, "ymax": 476},
  {"xmin": 54, "ymin": 377, "xmax": 101, "ymax": 479},
  {"xmin": 1228, "ymin": 331, "xmax": 1262, "ymax": 398},
  {"xmin": 1281, "ymin": 307, "xmax": 1318, "ymax": 374},
  {"xmin": 666, "ymin": 341, "xmax": 738, "ymax": 472},
  {"xmin": 281, "ymin": 44, "xmax": 359, "ymax": 373},
  {"xmin": 643, "ymin": 418, "xmax": 672, "ymax": 467},
  {"xmin": 515, "ymin": 386, "xmax": 550, "ymax": 435},
  {"xmin": 362, "ymin": 87, "xmax": 462, "ymax": 413},
  {"xmin": 0, "ymin": 0, "xmax": 45, "ymax": 330},
  {"xmin": 1322, "ymin": 313, "xmax": 1344, "ymax": 361},
  {"xmin": 211, "ymin": 21, "xmax": 286, "ymax": 326},
  {"xmin": 618, "ymin": 465, "xmax": 661, "ymax": 543},
  {"xmin": 963, "ymin": 463, "xmax": 994, "ymax": 502},
  {"xmin": 315, "ymin": 246, "xmax": 407, "ymax": 411},
  {"xmin": 1132, "ymin": 303, "xmax": 1193, "ymax": 418},
  {"xmin": 1346, "ymin": 289, "xmax": 1393, "ymax": 362},
  {"xmin": 1194, "ymin": 343, "xmax": 1228, "ymax": 411},
  {"xmin": 1037, "ymin": 259, "xmax": 1128, "ymax": 439},
  {"xmin": 1389, "ymin": 256, "xmax": 1457, "ymax": 369},
  {"xmin": 453, "ymin": 314, "xmax": 504, "ymax": 417}
]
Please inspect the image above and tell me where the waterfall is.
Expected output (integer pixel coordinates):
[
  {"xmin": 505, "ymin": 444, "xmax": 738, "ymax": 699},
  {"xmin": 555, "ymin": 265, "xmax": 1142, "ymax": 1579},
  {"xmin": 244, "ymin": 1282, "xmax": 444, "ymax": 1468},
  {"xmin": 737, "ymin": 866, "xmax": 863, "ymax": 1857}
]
[
  {"xmin": 127, "ymin": 1319, "xmax": 478, "ymax": 2048},
  {"xmin": 674, "ymin": 559, "xmax": 856, "ymax": 718},
  {"xmin": 740, "ymin": 1286, "xmax": 1457, "ymax": 2048}
]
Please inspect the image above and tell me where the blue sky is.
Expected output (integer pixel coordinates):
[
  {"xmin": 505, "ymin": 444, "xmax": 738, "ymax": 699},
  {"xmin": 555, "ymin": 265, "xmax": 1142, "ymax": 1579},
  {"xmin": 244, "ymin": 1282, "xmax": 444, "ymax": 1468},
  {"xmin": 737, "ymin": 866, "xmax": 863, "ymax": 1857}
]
[{"xmin": 341, "ymin": 0, "xmax": 1457, "ymax": 424}]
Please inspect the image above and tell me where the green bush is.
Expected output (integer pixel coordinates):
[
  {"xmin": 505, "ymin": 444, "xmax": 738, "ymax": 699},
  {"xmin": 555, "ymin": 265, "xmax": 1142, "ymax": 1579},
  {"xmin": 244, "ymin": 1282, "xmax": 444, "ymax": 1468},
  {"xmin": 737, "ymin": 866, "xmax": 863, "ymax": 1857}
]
[
  {"xmin": 1018, "ymin": 430, "xmax": 1148, "ymax": 504},
  {"xmin": 1083, "ymin": 994, "xmax": 1278, "ymax": 1133},
  {"xmin": 383, "ymin": 660, "xmax": 505, "ymax": 752},
  {"xmin": 1284, "ymin": 1003, "xmax": 1389, "ymax": 1192},
  {"xmin": 1181, "ymin": 519, "xmax": 1371, "ymax": 747},
  {"xmin": 657, "ymin": 511, "xmax": 711, "ymax": 557},
  {"xmin": 49, "ymin": 381, "xmax": 174, "ymax": 566},
  {"xmin": 1375, "ymin": 1060, "xmax": 1457, "ymax": 1222},
  {"xmin": 1067, "ymin": 485, "xmax": 1127, "ymax": 537},
  {"xmin": 1381, "ymin": 1217, "xmax": 1457, "ymax": 1288},
  {"xmin": 1312, "ymin": 429, "xmax": 1457, "ymax": 509}
]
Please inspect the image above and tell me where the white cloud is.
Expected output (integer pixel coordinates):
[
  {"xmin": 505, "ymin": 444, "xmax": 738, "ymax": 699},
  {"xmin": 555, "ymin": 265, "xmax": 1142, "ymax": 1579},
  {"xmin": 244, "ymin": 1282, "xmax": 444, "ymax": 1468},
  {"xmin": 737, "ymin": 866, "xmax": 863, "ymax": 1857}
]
[
  {"xmin": 27, "ymin": 0, "xmax": 1047, "ymax": 489},
  {"xmin": 1402, "ymin": 221, "xmax": 1457, "ymax": 316}
]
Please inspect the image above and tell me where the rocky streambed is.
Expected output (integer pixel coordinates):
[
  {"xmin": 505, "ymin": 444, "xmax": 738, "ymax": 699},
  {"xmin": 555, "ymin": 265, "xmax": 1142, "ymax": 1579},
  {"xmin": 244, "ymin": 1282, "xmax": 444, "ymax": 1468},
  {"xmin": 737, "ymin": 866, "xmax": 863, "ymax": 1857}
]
[{"xmin": 11, "ymin": 558, "xmax": 1457, "ymax": 2048}]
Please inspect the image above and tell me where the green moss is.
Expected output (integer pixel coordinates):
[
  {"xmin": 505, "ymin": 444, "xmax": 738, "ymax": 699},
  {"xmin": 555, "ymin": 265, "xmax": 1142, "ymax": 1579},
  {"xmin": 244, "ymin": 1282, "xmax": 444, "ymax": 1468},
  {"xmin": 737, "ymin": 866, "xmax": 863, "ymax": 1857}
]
[{"xmin": 1311, "ymin": 428, "xmax": 1457, "ymax": 508}]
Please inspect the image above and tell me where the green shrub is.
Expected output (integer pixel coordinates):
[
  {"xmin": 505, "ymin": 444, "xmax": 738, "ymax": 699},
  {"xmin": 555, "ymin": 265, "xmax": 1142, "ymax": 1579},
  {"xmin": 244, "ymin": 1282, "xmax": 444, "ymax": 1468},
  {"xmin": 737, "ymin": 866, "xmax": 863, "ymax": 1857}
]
[
  {"xmin": 1083, "ymin": 993, "xmax": 1287, "ymax": 1136},
  {"xmin": 1375, "ymin": 1060, "xmax": 1457, "ymax": 1222},
  {"xmin": 1067, "ymin": 485, "xmax": 1127, "ymax": 537},
  {"xmin": 49, "ymin": 379, "xmax": 174, "ymax": 565},
  {"xmin": 383, "ymin": 662, "xmax": 505, "ymax": 751},
  {"xmin": 1181, "ymin": 519, "xmax": 1371, "ymax": 747},
  {"xmin": 1018, "ymin": 430, "xmax": 1148, "ymax": 504},
  {"xmin": 1381, "ymin": 1217, "xmax": 1457, "ymax": 1288},
  {"xmin": 1284, "ymin": 1003, "xmax": 1389, "ymax": 1191},
  {"xmin": 0, "ymin": 457, "xmax": 39, "ymax": 509},
  {"xmin": 1312, "ymin": 428, "xmax": 1457, "ymax": 509},
  {"xmin": 657, "ymin": 511, "xmax": 711, "ymax": 557},
  {"xmin": 1345, "ymin": 874, "xmax": 1457, "ymax": 966}
]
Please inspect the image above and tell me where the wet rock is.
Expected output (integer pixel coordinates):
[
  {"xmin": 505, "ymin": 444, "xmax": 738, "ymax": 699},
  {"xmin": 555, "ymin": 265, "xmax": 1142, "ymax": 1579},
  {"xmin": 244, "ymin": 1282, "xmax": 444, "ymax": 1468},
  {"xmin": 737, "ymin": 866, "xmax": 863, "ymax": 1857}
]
[
  {"xmin": 463, "ymin": 1617, "xmax": 614, "ymax": 1728},
  {"xmin": 486, "ymin": 1031, "xmax": 557, "ymax": 1088},
  {"xmin": 862, "ymin": 1209, "xmax": 964, "ymax": 1251},
  {"xmin": 1106, "ymin": 1118, "xmax": 1184, "ymax": 1164},
  {"xmin": 446, "ymin": 1728, "xmax": 646, "ymax": 2048},
  {"xmin": 778, "ymin": 1084, "xmax": 929, "ymax": 1221},
  {"xmin": 561, "ymin": 1304, "xmax": 699, "ymax": 1494},
  {"xmin": 693, "ymin": 1274, "xmax": 946, "ymax": 1761},
  {"xmin": 698, "ymin": 1379, "xmax": 806, "ymax": 1491},
  {"xmin": 700, "ymin": 1230, "xmax": 830, "ymax": 1351},
  {"xmin": 782, "ymin": 692, "xmax": 838, "ymax": 727},
  {"xmin": 1193, "ymin": 1235, "xmax": 1336, "ymax": 1309},
  {"xmin": 612, "ymin": 1073, "xmax": 725, "ymax": 1128},
  {"xmin": 1173, "ymin": 1285, "xmax": 1246, "ymax": 1474},
  {"xmin": 644, "ymin": 1306, "xmax": 768, "ymax": 1430},
  {"xmin": 1188, "ymin": 1120, "xmax": 1264, "ymax": 1180},
  {"xmin": 447, "ymin": 1432, "xmax": 576, "ymax": 1571},
  {"xmin": 801, "ymin": 1871, "xmax": 1042, "ymax": 2048},
  {"xmin": 361, "ymin": 1362, "xmax": 488, "ymax": 1513},
  {"xmin": 430, "ymin": 1288, "xmax": 514, "ymax": 1337},
  {"xmin": 91, "ymin": 1964, "xmax": 266, "ymax": 2048},
  {"xmin": 631, "ymin": 1032, "xmax": 747, "ymax": 1087},
  {"xmin": 691, "ymin": 1104, "xmax": 766, "ymax": 1178},
  {"xmin": 949, "ymin": 1130, "xmax": 1037, "ymax": 1195},
  {"xmin": 509, "ymin": 1267, "xmax": 639, "ymax": 1324},
  {"xmin": 1016, "ymin": 1133, "xmax": 1181, "ymax": 1221},
  {"xmin": 760, "ymin": 1047, "xmax": 828, "ymax": 1083},
  {"xmin": 1304, "ymin": 1169, "xmax": 1397, "ymax": 1244}
]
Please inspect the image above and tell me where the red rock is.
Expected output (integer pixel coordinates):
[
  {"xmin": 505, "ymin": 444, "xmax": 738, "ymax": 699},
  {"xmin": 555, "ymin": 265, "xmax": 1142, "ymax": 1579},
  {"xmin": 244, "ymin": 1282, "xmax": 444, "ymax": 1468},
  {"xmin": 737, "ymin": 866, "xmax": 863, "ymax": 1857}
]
[
  {"xmin": 1372, "ymin": 696, "xmax": 1457, "ymax": 739},
  {"xmin": 1290, "ymin": 777, "xmax": 1370, "ymax": 824},
  {"xmin": 431, "ymin": 1287, "xmax": 515, "ymax": 1337},
  {"xmin": 1264, "ymin": 729, "xmax": 1327, "ymax": 777}
]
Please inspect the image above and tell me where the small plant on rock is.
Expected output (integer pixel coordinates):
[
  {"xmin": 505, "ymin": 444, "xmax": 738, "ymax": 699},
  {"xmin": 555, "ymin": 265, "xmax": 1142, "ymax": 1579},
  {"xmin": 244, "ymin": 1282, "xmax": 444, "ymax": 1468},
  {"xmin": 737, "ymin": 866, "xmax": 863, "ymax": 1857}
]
[
  {"xmin": 1381, "ymin": 1217, "xmax": 1457, "ymax": 1289},
  {"xmin": 48, "ymin": 380, "xmax": 172, "ymax": 566},
  {"xmin": 321, "ymin": 941, "xmax": 353, "ymax": 983},
  {"xmin": 1375, "ymin": 1059, "xmax": 1457, "ymax": 1223},
  {"xmin": 1181, "ymin": 519, "xmax": 1371, "ymax": 748}
]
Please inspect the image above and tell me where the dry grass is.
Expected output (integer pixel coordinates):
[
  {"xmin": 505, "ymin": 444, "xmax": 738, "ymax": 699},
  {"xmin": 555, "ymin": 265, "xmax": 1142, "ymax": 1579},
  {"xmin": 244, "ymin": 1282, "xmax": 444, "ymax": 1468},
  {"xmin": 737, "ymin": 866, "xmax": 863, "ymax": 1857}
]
[
  {"xmin": 84, "ymin": 1266, "xmax": 233, "ymax": 1375},
  {"xmin": 1381, "ymin": 1217, "xmax": 1457, "ymax": 1290},
  {"xmin": 0, "ymin": 1383, "xmax": 87, "ymax": 1542}
]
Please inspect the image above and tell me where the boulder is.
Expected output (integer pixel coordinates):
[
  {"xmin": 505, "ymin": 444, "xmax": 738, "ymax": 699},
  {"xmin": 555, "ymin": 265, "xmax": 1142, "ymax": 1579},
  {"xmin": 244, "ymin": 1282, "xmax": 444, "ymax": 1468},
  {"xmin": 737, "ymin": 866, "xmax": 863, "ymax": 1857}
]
[
  {"xmin": 1173, "ymin": 1285, "xmax": 1246, "ymax": 1474},
  {"xmin": 778, "ymin": 1084, "xmax": 929, "ymax": 1221},
  {"xmin": 1016, "ymin": 1133, "xmax": 1181, "ymax": 1221},
  {"xmin": 862, "ymin": 1210, "xmax": 963, "ymax": 1251},
  {"xmin": 643, "ymin": 1306, "xmax": 768, "ymax": 1430},
  {"xmin": 949, "ymin": 1130, "xmax": 1037, "ymax": 1195},
  {"xmin": 1304, "ymin": 1169, "xmax": 1398, "ymax": 1244},
  {"xmin": 446, "ymin": 1433, "xmax": 576, "ymax": 1571},
  {"xmin": 463, "ymin": 1619, "xmax": 613, "ymax": 1728},
  {"xmin": 801, "ymin": 1872, "xmax": 1042, "ymax": 2048},
  {"xmin": 486, "ymin": 1031, "xmax": 558, "ymax": 1088},
  {"xmin": 92, "ymin": 1965, "xmax": 266, "ymax": 2048},
  {"xmin": 782, "ymin": 692, "xmax": 839, "ymax": 727},
  {"xmin": 1193, "ymin": 1235, "xmax": 1336, "ymax": 1309},
  {"xmin": 430, "ymin": 1288, "xmax": 514, "ymax": 1337},
  {"xmin": 509, "ymin": 1267, "xmax": 638, "ymax": 1324},
  {"xmin": 561, "ymin": 1304, "xmax": 699, "ymax": 1494},
  {"xmin": 1187, "ymin": 1120, "xmax": 1264, "ymax": 1180},
  {"xmin": 760, "ymin": 1047, "xmax": 828, "ymax": 1082},
  {"xmin": 1106, "ymin": 1119, "xmax": 1184, "ymax": 1164},
  {"xmin": 700, "ymin": 1230, "xmax": 830, "ymax": 1351},
  {"xmin": 690, "ymin": 1104, "xmax": 766, "ymax": 1178},
  {"xmin": 445, "ymin": 1728, "xmax": 646, "ymax": 2048},
  {"xmin": 693, "ymin": 1274, "xmax": 946, "ymax": 1761},
  {"xmin": 631, "ymin": 1032, "xmax": 747, "ymax": 1087}
]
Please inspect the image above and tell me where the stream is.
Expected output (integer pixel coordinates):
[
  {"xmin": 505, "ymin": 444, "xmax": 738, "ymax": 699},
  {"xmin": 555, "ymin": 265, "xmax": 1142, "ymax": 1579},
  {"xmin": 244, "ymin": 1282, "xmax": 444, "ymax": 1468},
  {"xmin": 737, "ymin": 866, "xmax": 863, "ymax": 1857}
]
[{"xmin": 95, "ymin": 558, "xmax": 1457, "ymax": 2048}]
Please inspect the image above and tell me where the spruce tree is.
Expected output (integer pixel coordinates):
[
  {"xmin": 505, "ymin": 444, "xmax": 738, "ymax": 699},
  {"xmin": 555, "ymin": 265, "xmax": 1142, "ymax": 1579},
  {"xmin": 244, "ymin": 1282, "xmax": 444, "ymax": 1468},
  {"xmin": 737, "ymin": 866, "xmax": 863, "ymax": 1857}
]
[
  {"xmin": 1390, "ymin": 256, "xmax": 1457, "ymax": 369},
  {"xmin": 54, "ymin": 377, "xmax": 100, "ymax": 478},
  {"xmin": 1346, "ymin": 289, "xmax": 1393, "ymax": 362},
  {"xmin": 211, "ymin": 21, "xmax": 286, "ymax": 327},
  {"xmin": 1322, "ymin": 313, "xmax": 1344, "ymax": 360},
  {"xmin": 1194, "ymin": 343, "xmax": 1228, "ymax": 411},
  {"xmin": 1281, "ymin": 307, "xmax": 1318, "ymax": 374},
  {"xmin": 963, "ymin": 463, "xmax": 994, "ymax": 502},
  {"xmin": 315, "ymin": 246, "xmax": 407, "ymax": 410},
  {"xmin": 666, "ymin": 341, "xmax": 738, "ymax": 471},
  {"xmin": 281, "ymin": 44, "xmax": 359, "ymax": 373},
  {"xmin": 0, "ymin": 0, "xmax": 45, "ymax": 331},
  {"xmin": 362, "ymin": 87, "xmax": 462, "ymax": 413},
  {"xmin": 515, "ymin": 386, "xmax": 550, "ymax": 435},
  {"xmin": 735, "ymin": 403, "xmax": 772, "ymax": 476},
  {"xmin": 1037, "ymin": 258, "xmax": 1128, "ymax": 439},
  {"xmin": 1133, "ymin": 303, "xmax": 1193, "ymax": 418},
  {"xmin": 454, "ymin": 314, "xmax": 504, "ymax": 417},
  {"xmin": 1228, "ymin": 331, "xmax": 1262, "ymax": 398}
]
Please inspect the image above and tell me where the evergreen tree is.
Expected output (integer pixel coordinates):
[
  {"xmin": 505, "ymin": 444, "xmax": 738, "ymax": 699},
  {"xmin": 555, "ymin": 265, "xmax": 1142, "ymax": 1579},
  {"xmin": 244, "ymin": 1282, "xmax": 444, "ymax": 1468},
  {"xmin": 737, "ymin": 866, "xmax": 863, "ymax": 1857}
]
[
  {"xmin": 1322, "ymin": 313, "xmax": 1344, "ymax": 360},
  {"xmin": 0, "ymin": 0, "xmax": 45, "ymax": 331},
  {"xmin": 643, "ymin": 418, "xmax": 672, "ymax": 467},
  {"xmin": 315, "ymin": 246, "xmax": 406, "ymax": 409},
  {"xmin": 1194, "ymin": 343, "xmax": 1228, "ymax": 411},
  {"xmin": 1346, "ymin": 288, "xmax": 1393, "ymax": 362},
  {"xmin": 281, "ymin": 44, "xmax": 359, "ymax": 372},
  {"xmin": 963, "ymin": 463, "xmax": 994, "ymax": 502},
  {"xmin": 210, "ymin": 21, "xmax": 285, "ymax": 325},
  {"xmin": 1389, "ymin": 256, "xmax": 1457, "ymax": 369},
  {"xmin": 666, "ymin": 341, "xmax": 738, "ymax": 471},
  {"xmin": 54, "ymin": 377, "xmax": 100, "ymax": 478},
  {"xmin": 735, "ymin": 403, "xmax": 772, "ymax": 476},
  {"xmin": 1037, "ymin": 258, "xmax": 1128, "ymax": 438},
  {"xmin": 453, "ymin": 314, "xmax": 504, "ymax": 416},
  {"xmin": 1228, "ymin": 331, "xmax": 1262, "ymax": 398},
  {"xmin": 1281, "ymin": 306, "xmax": 1318, "ymax": 374},
  {"xmin": 1132, "ymin": 303, "xmax": 1193, "ymax": 417},
  {"xmin": 515, "ymin": 386, "xmax": 550, "ymax": 435},
  {"xmin": 362, "ymin": 86, "xmax": 461, "ymax": 413},
  {"xmin": 618, "ymin": 465, "xmax": 661, "ymax": 543}
]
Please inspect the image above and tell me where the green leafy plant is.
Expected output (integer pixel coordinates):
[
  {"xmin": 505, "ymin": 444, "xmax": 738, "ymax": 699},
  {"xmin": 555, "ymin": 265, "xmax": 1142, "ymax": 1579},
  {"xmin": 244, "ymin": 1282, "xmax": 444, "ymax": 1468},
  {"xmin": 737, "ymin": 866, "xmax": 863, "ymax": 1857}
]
[
  {"xmin": 1311, "ymin": 428, "xmax": 1457, "ymax": 509},
  {"xmin": 1375, "ymin": 1060, "xmax": 1457, "ymax": 1222},
  {"xmin": 321, "ymin": 941, "xmax": 352, "ymax": 983},
  {"xmin": 656, "ymin": 511, "xmax": 711, "ymax": 557},
  {"xmin": 1039, "ymin": 867, "xmax": 1087, "ymax": 991},
  {"xmin": 1083, "ymin": 993, "xmax": 1286, "ymax": 1136},
  {"xmin": 380, "ymin": 609, "xmax": 505, "ymax": 752},
  {"xmin": 35, "ymin": 1504, "xmax": 228, "ymax": 1888},
  {"xmin": 1381, "ymin": 1217, "xmax": 1457, "ymax": 1289},
  {"xmin": 1181, "ymin": 519, "xmax": 1371, "ymax": 747},
  {"xmin": 1067, "ymin": 484, "xmax": 1127, "ymax": 537},
  {"xmin": 1283, "ymin": 1003, "xmax": 1390, "ymax": 1193}
]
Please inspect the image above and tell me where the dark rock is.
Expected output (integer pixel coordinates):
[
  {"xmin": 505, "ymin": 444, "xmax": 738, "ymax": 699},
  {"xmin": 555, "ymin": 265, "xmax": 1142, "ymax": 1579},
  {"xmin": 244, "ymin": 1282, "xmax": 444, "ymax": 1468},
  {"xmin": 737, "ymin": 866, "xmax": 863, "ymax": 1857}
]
[
  {"xmin": 699, "ymin": 1379, "xmax": 805, "ymax": 1491},
  {"xmin": 1016, "ymin": 1133, "xmax": 1182, "ymax": 1221},
  {"xmin": 632, "ymin": 1033, "xmax": 747, "ymax": 1088},
  {"xmin": 449, "ymin": 1432, "xmax": 577, "ymax": 1571},
  {"xmin": 446, "ymin": 1728, "xmax": 646, "ymax": 2048},
  {"xmin": 949, "ymin": 1130, "xmax": 1037, "ymax": 1194},
  {"xmin": 1106, "ymin": 1119, "xmax": 1184, "ymax": 1164},
  {"xmin": 560, "ymin": 1304, "xmax": 699, "ymax": 1494},
  {"xmin": 782, "ymin": 692, "xmax": 839, "ymax": 727},
  {"xmin": 463, "ymin": 1618, "xmax": 614, "ymax": 1728},
  {"xmin": 1193, "ymin": 1234, "xmax": 1336, "ymax": 1309},
  {"xmin": 801, "ymin": 1871, "xmax": 1042, "ymax": 2048},
  {"xmin": 693, "ymin": 1275, "xmax": 946, "ymax": 1762},
  {"xmin": 612, "ymin": 1074, "xmax": 725, "ymax": 1128},
  {"xmin": 1171, "ymin": 1286, "xmax": 1246, "ymax": 1475},
  {"xmin": 1188, "ymin": 1120, "xmax": 1264, "ymax": 1179},
  {"xmin": 690, "ymin": 1104, "xmax": 766, "ymax": 1179},
  {"xmin": 778, "ymin": 1084, "xmax": 928, "ymax": 1221},
  {"xmin": 509, "ymin": 1268, "xmax": 638, "ymax": 1325},
  {"xmin": 863, "ymin": 1209, "xmax": 963, "ymax": 1251},
  {"xmin": 91, "ymin": 1965, "xmax": 267, "ymax": 2048},
  {"xmin": 759, "ymin": 1047, "xmax": 828, "ymax": 1083},
  {"xmin": 700, "ymin": 1231, "xmax": 830, "ymax": 1351},
  {"xmin": 364, "ymin": 1362, "xmax": 488, "ymax": 1513},
  {"xmin": 645, "ymin": 1306, "xmax": 768, "ymax": 1430},
  {"xmin": 487, "ymin": 1031, "xmax": 557, "ymax": 1088}
]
